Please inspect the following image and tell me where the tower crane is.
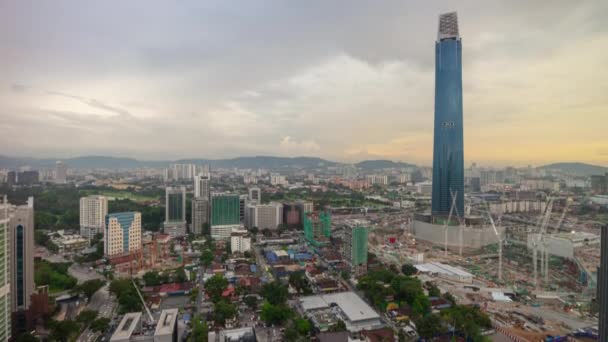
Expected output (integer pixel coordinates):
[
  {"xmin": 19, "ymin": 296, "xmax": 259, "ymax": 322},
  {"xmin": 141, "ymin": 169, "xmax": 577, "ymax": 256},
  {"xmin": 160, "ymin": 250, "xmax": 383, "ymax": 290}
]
[
  {"xmin": 443, "ymin": 191, "xmax": 457, "ymax": 257},
  {"xmin": 483, "ymin": 199, "xmax": 503, "ymax": 282},
  {"xmin": 533, "ymin": 197, "xmax": 553, "ymax": 289}
]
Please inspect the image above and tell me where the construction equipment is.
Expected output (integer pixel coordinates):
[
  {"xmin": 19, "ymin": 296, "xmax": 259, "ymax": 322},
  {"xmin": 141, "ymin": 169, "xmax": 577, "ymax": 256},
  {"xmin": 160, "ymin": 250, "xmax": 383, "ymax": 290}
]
[
  {"xmin": 533, "ymin": 197, "xmax": 554, "ymax": 289},
  {"xmin": 544, "ymin": 198, "xmax": 571, "ymax": 283},
  {"xmin": 132, "ymin": 278, "xmax": 154, "ymax": 322},
  {"xmin": 483, "ymin": 199, "xmax": 503, "ymax": 281},
  {"xmin": 443, "ymin": 191, "xmax": 457, "ymax": 257}
]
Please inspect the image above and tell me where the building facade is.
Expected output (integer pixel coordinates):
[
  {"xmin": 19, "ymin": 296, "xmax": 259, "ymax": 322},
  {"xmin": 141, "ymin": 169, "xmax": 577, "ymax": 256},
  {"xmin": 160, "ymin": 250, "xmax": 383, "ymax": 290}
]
[
  {"xmin": 0, "ymin": 198, "xmax": 11, "ymax": 341},
  {"xmin": 194, "ymin": 173, "xmax": 211, "ymax": 199},
  {"xmin": 211, "ymin": 194, "xmax": 241, "ymax": 226},
  {"xmin": 344, "ymin": 223, "xmax": 368, "ymax": 276},
  {"xmin": 105, "ymin": 212, "xmax": 142, "ymax": 257},
  {"xmin": 164, "ymin": 186, "xmax": 187, "ymax": 237},
  {"xmin": 248, "ymin": 187, "xmax": 261, "ymax": 204},
  {"xmin": 599, "ymin": 224, "xmax": 607, "ymax": 341},
  {"xmin": 431, "ymin": 12, "xmax": 464, "ymax": 218},
  {"xmin": 9, "ymin": 197, "xmax": 34, "ymax": 314},
  {"xmin": 303, "ymin": 211, "xmax": 331, "ymax": 247},
  {"xmin": 230, "ymin": 229, "xmax": 251, "ymax": 254},
  {"xmin": 211, "ymin": 224, "xmax": 242, "ymax": 241},
  {"xmin": 79, "ymin": 195, "xmax": 108, "ymax": 240},
  {"xmin": 55, "ymin": 161, "xmax": 67, "ymax": 184},
  {"xmin": 245, "ymin": 202, "xmax": 283, "ymax": 230},
  {"xmin": 191, "ymin": 198, "xmax": 209, "ymax": 236}
]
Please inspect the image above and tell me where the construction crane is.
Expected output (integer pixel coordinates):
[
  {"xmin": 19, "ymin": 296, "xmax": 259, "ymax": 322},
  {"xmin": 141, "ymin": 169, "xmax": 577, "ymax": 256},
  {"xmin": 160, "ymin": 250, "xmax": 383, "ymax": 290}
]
[
  {"xmin": 132, "ymin": 278, "xmax": 154, "ymax": 323},
  {"xmin": 533, "ymin": 197, "xmax": 553, "ymax": 289},
  {"xmin": 443, "ymin": 191, "xmax": 457, "ymax": 257},
  {"xmin": 483, "ymin": 199, "xmax": 503, "ymax": 282},
  {"xmin": 544, "ymin": 198, "xmax": 571, "ymax": 283}
]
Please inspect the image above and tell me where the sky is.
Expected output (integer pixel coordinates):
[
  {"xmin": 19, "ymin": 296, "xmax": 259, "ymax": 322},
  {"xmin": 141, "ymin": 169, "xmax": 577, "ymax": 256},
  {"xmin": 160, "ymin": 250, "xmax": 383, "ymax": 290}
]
[{"xmin": 1, "ymin": 1, "xmax": 607, "ymax": 167}]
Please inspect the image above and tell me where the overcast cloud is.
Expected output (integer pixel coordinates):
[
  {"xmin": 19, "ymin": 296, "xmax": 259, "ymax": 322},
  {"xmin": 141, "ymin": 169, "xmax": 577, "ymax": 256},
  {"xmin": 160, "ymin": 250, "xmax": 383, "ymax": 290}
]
[{"xmin": 1, "ymin": 1, "xmax": 607, "ymax": 166}]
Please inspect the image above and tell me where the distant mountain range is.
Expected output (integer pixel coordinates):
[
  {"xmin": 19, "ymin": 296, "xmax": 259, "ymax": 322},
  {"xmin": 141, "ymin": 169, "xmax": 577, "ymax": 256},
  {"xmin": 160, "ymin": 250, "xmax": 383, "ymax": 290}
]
[
  {"xmin": 0, "ymin": 155, "xmax": 415, "ymax": 170},
  {"xmin": 538, "ymin": 162, "xmax": 608, "ymax": 177}
]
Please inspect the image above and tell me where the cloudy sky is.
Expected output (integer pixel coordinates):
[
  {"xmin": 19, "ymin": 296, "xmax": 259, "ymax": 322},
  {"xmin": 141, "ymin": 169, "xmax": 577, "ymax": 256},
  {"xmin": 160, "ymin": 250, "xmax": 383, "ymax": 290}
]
[{"xmin": 1, "ymin": 1, "xmax": 607, "ymax": 166}]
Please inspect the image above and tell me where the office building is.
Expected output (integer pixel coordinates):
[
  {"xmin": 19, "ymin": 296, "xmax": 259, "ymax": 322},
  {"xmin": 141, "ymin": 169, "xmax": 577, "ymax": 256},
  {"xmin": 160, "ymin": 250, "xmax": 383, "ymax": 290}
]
[
  {"xmin": 79, "ymin": 195, "xmax": 108, "ymax": 240},
  {"xmin": 55, "ymin": 161, "xmax": 67, "ymax": 184},
  {"xmin": 296, "ymin": 201, "xmax": 314, "ymax": 223},
  {"xmin": 0, "ymin": 197, "xmax": 11, "ymax": 341},
  {"xmin": 211, "ymin": 224, "xmax": 242, "ymax": 241},
  {"xmin": 431, "ymin": 12, "xmax": 464, "ymax": 218},
  {"xmin": 14, "ymin": 171, "xmax": 39, "ymax": 185},
  {"xmin": 248, "ymin": 187, "xmax": 261, "ymax": 204},
  {"xmin": 303, "ymin": 211, "xmax": 331, "ymax": 247},
  {"xmin": 8, "ymin": 197, "xmax": 34, "ymax": 316},
  {"xmin": 230, "ymin": 229, "xmax": 251, "ymax": 254},
  {"xmin": 211, "ymin": 194, "xmax": 240, "ymax": 226},
  {"xmin": 283, "ymin": 203, "xmax": 301, "ymax": 228},
  {"xmin": 245, "ymin": 202, "xmax": 283, "ymax": 230},
  {"xmin": 105, "ymin": 212, "xmax": 142, "ymax": 257},
  {"xmin": 191, "ymin": 198, "xmax": 209, "ymax": 235},
  {"xmin": 208, "ymin": 327, "xmax": 256, "ymax": 342},
  {"xmin": 239, "ymin": 195, "xmax": 247, "ymax": 223},
  {"xmin": 344, "ymin": 222, "xmax": 368, "ymax": 276},
  {"xmin": 154, "ymin": 308, "xmax": 178, "ymax": 342},
  {"xmin": 194, "ymin": 173, "xmax": 211, "ymax": 199},
  {"xmin": 164, "ymin": 186, "xmax": 187, "ymax": 237},
  {"xmin": 599, "ymin": 224, "xmax": 607, "ymax": 341}
]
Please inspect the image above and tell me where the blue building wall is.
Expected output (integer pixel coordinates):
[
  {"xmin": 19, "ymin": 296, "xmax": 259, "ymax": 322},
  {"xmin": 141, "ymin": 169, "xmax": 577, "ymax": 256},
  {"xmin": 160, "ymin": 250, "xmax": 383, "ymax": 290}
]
[{"xmin": 431, "ymin": 35, "xmax": 465, "ymax": 218}]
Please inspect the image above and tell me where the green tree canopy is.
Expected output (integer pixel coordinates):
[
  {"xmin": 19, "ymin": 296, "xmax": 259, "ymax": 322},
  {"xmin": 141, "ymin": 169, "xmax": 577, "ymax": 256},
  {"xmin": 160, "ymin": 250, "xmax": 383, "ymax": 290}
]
[
  {"xmin": 204, "ymin": 274, "xmax": 228, "ymax": 303},
  {"xmin": 261, "ymin": 282, "xmax": 288, "ymax": 305}
]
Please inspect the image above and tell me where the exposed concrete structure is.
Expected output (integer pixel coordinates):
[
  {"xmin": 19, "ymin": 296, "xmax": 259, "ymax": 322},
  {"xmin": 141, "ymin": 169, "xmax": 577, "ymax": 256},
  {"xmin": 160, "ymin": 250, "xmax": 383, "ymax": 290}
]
[{"xmin": 412, "ymin": 219, "xmax": 501, "ymax": 249}]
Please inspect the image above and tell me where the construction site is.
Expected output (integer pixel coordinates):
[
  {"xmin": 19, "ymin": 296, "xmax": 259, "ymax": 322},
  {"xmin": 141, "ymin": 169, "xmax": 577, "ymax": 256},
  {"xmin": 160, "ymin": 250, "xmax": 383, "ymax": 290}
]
[{"xmin": 331, "ymin": 193, "xmax": 601, "ymax": 340}]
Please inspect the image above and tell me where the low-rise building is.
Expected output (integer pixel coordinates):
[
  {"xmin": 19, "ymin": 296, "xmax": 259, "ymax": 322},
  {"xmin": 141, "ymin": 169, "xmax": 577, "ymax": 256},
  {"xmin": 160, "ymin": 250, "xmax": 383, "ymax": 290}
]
[
  {"xmin": 230, "ymin": 229, "xmax": 251, "ymax": 253},
  {"xmin": 154, "ymin": 309, "xmax": 178, "ymax": 342},
  {"xmin": 110, "ymin": 312, "xmax": 142, "ymax": 342},
  {"xmin": 300, "ymin": 292, "xmax": 382, "ymax": 332}
]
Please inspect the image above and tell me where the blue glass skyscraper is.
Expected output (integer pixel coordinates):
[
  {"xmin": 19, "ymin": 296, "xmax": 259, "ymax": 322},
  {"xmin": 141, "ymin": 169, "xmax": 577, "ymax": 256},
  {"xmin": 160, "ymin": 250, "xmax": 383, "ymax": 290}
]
[{"xmin": 432, "ymin": 12, "xmax": 464, "ymax": 218}]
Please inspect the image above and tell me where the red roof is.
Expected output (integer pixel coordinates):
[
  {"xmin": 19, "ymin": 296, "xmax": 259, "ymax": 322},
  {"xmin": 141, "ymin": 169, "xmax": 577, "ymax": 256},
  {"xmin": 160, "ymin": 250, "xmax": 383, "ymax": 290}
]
[{"xmin": 159, "ymin": 282, "xmax": 192, "ymax": 293}]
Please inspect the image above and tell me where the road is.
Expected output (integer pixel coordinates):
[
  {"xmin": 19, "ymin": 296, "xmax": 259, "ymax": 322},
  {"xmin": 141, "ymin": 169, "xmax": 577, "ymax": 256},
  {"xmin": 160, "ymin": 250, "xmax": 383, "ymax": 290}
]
[
  {"xmin": 69, "ymin": 264, "xmax": 105, "ymax": 284},
  {"xmin": 76, "ymin": 284, "xmax": 116, "ymax": 342}
]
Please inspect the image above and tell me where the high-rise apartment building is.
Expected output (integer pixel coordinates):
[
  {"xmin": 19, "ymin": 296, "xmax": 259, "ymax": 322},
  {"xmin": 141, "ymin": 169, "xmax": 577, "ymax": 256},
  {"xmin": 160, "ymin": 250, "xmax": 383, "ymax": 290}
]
[
  {"xmin": 104, "ymin": 212, "xmax": 142, "ymax": 257},
  {"xmin": 164, "ymin": 186, "xmax": 187, "ymax": 237},
  {"xmin": 599, "ymin": 224, "xmax": 607, "ymax": 341},
  {"xmin": 0, "ymin": 197, "xmax": 11, "ymax": 341},
  {"xmin": 194, "ymin": 173, "xmax": 211, "ymax": 199},
  {"xmin": 431, "ymin": 12, "xmax": 464, "ymax": 218},
  {"xmin": 344, "ymin": 222, "xmax": 368, "ymax": 276},
  {"xmin": 270, "ymin": 174, "xmax": 288, "ymax": 186},
  {"xmin": 55, "ymin": 161, "xmax": 67, "ymax": 184},
  {"xmin": 211, "ymin": 194, "xmax": 240, "ymax": 227},
  {"xmin": 191, "ymin": 198, "xmax": 209, "ymax": 236},
  {"xmin": 79, "ymin": 195, "xmax": 108, "ymax": 240},
  {"xmin": 245, "ymin": 202, "xmax": 283, "ymax": 230},
  {"xmin": 230, "ymin": 229, "xmax": 251, "ymax": 254},
  {"xmin": 248, "ymin": 187, "xmax": 261, "ymax": 204}
]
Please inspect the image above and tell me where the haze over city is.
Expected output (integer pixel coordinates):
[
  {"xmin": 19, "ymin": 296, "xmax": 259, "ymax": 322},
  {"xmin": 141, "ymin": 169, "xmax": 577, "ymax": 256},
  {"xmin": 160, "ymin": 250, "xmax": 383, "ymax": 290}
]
[{"xmin": 2, "ymin": 1, "xmax": 607, "ymax": 166}]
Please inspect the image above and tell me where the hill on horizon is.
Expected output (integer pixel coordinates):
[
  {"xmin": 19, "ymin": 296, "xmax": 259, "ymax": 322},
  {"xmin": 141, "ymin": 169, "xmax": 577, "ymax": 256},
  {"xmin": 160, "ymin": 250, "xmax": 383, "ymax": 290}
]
[{"xmin": 538, "ymin": 162, "xmax": 608, "ymax": 177}]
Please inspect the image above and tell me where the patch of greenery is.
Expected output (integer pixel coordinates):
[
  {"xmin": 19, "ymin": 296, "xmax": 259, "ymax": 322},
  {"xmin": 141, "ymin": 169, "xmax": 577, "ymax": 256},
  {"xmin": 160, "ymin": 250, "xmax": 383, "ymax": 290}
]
[{"xmin": 35, "ymin": 260, "xmax": 77, "ymax": 293}]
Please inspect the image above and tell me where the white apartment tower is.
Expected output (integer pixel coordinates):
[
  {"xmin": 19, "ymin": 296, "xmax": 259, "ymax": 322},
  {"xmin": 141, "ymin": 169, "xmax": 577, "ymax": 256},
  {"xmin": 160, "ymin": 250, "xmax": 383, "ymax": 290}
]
[
  {"xmin": 79, "ymin": 195, "xmax": 108, "ymax": 240},
  {"xmin": 104, "ymin": 212, "xmax": 142, "ymax": 257}
]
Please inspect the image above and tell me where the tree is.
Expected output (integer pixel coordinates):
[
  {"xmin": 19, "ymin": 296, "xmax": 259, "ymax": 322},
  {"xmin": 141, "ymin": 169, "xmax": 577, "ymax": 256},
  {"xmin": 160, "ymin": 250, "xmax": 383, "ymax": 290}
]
[
  {"xmin": 261, "ymin": 282, "xmax": 288, "ymax": 305},
  {"xmin": 14, "ymin": 333, "xmax": 38, "ymax": 342},
  {"xmin": 174, "ymin": 267, "xmax": 188, "ymax": 283},
  {"xmin": 205, "ymin": 274, "xmax": 228, "ymax": 303},
  {"xmin": 90, "ymin": 317, "xmax": 110, "ymax": 333},
  {"xmin": 214, "ymin": 300, "xmax": 237, "ymax": 325},
  {"xmin": 250, "ymin": 226, "xmax": 258, "ymax": 235},
  {"xmin": 329, "ymin": 319, "xmax": 346, "ymax": 332},
  {"xmin": 190, "ymin": 287, "xmax": 200, "ymax": 303},
  {"xmin": 443, "ymin": 292, "xmax": 457, "ymax": 306},
  {"xmin": 294, "ymin": 318, "xmax": 311, "ymax": 336},
  {"xmin": 49, "ymin": 319, "xmax": 80, "ymax": 342},
  {"xmin": 289, "ymin": 272, "xmax": 312, "ymax": 295},
  {"xmin": 75, "ymin": 279, "xmax": 105, "ymax": 300},
  {"xmin": 200, "ymin": 250, "xmax": 214, "ymax": 267},
  {"xmin": 244, "ymin": 295, "xmax": 258, "ymax": 309},
  {"xmin": 109, "ymin": 279, "xmax": 142, "ymax": 313},
  {"xmin": 260, "ymin": 303, "xmax": 292, "ymax": 325},
  {"xmin": 416, "ymin": 313, "xmax": 445, "ymax": 339},
  {"xmin": 401, "ymin": 263, "xmax": 417, "ymax": 276},
  {"xmin": 191, "ymin": 314, "xmax": 208, "ymax": 342},
  {"xmin": 76, "ymin": 309, "xmax": 98, "ymax": 325}
]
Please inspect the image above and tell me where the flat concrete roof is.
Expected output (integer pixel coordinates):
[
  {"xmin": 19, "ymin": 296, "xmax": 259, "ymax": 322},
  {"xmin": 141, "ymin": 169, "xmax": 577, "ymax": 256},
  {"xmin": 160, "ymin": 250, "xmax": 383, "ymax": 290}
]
[
  {"xmin": 154, "ymin": 309, "xmax": 178, "ymax": 337},
  {"xmin": 111, "ymin": 312, "xmax": 142, "ymax": 341},
  {"xmin": 301, "ymin": 291, "xmax": 380, "ymax": 323},
  {"xmin": 415, "ymin": 262, "xmax": 473, "ymax": 278}
]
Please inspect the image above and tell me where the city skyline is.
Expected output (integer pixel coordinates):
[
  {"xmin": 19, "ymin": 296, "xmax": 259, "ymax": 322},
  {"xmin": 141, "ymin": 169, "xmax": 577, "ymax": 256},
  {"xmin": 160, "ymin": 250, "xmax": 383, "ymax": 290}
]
[{"xmin": 2, "ymin": 1, "xmax": 607, "ymax": 166}]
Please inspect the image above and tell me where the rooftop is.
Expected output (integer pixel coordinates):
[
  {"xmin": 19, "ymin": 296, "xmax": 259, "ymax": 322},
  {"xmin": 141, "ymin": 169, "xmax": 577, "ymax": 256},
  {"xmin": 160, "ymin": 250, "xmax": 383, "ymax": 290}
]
[
  {"xmin": 301, "ymin": 291, "xmax": 380, "ymax": 323},
  {"xmin": 438, "ymin": 12, "xmax": 459, "ymax": 40},
  {"xmin": 154, "ymin": 309, "xmax": 178, "ymax": 336},
  {"xmin": 110, "ymin": 312, "xmax": 142, "ymax": 341},
  {"xmin": 415, "ymin": 262, "xmax": 473, "ymax": 278}
]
